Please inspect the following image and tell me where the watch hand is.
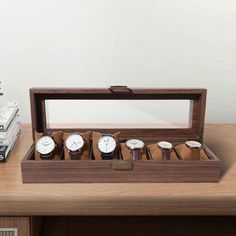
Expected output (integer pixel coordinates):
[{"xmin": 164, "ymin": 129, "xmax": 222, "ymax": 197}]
[
  {"xmin": 131, "ymin": 141, "xmax": 137, "ymax": 146},
  {"xmin": 105, "ymin": 142, "xmax": 109, "ymax": 152},
  {"xmin": 75, "ymin": 142, "xmax": 81, "ymax": 149},
  {"xmin": 104, "ymin": 139, "xmax": 108, "ymax": 144},
  {"xmin": 42, "ymin": 142, "xmax": 50, "ymax": 146}
]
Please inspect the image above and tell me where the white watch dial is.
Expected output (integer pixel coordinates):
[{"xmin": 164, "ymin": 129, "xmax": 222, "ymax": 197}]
[
  {"xmin": 185, "ymin": 140, "xmax": 202, "ymax": 148},
  {"xmin": 126, "ymin": 139, "xmax": 144, "ymax": 150},
  {"xmin": 98, "ymin": 136, "xmax": 116, "ymax": 153},
  {"xmin": 36, "ymin": 136, "xmax": 56, "ymax": 155},
  {"xmin": 158, "ymin": 141, "xmax": 173, "ymax": 149},
  {"xmin": 66, "ymin": 134, "xmax": 84, "ymax": 151}
]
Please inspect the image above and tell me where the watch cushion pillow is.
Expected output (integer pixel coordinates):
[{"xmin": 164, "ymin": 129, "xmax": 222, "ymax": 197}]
[
  {"xmin": 120, "ymin": 143, "xmax": 148, "ymax": 160},
  {"xmin": 92, "ymin": 131, "xmax": 120, "ymax": 160},
  {"xmin": 34, "ymin": 131, "xmax": 63, "ymax": 160},
  {"xmin": 174, "ymin": 144, "xmax": 209, "ymax": 160},
  {"xmin": 63, "ymin": 131, "xmax": 91, "ymax": 160},
  {"xmin": 147, "ymin": 144, "xmax": 179, "ymax": 160}
]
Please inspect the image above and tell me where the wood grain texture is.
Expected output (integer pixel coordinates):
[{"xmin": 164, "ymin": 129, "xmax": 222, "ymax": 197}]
[
  {"xmin": 0, "ymin": 217, "xmax": 30, "ymax": 236},
  {"xmin": 21, "ymin": 154, "xmax": 220, "ymax": 183},
  {"xmin": 0, "ymin": 124, "xmax": 235, "ymax": 216}
]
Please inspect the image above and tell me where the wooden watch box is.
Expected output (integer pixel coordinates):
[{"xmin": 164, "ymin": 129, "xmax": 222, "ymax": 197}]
[{"xmin": 21, "ymin": 86, "xmax": 221, "ymax": 183}]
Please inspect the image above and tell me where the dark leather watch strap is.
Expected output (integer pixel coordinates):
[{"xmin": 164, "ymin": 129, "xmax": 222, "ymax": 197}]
[
  {"xmin": 102, "ymin": 134, "xmax": 112, "ymax": 137},
  {"xmin": 101, "ymin": 152, "xmax": 113, "ymax": 160},
  {"xmin": 162, "ymin": 149, "xmax": 171, "ymax": 160},
  {"xmin": 132, "ymin": 149, "xmax": 142, "ymax": 160},
  {"xmin": 40, "ymin": 153, "xmax": 53, "ymax": 160},
  {"xmin": 69, "ymin": 150, "xmax": 82, "ymax": 160}
]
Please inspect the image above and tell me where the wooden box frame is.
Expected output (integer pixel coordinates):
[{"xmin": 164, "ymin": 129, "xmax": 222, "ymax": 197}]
[{"xmin": 21, "ymin": 87, "xmax": 221, "ymax": 183}]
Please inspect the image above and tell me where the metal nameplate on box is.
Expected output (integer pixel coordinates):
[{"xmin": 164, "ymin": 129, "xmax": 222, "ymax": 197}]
[{"xmin": 112, "ymin": 160, "xmax": 132, "ymax": 170}]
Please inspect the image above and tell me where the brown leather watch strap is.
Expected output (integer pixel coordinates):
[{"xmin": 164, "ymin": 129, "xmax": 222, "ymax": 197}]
[
  {"xmin": 132, "ymin": 149, "xmax": 142, "ymax": 160},
  {"xmin": 190, "ymin": 148, "xmax": 200, "ymax": 160},
  {"xmin": 162, "ymin": 149, "xmax": 171, "ymax": 160},
  {"xmin": 101, "ymin": 152, "xmax": 113, "ymax": 160},
  {"xmin": 69, "ymin": 150, "xmax": 82, "ymax": 160},
  {"xmin": 40, "ymin": 153, "xmax": 53, "ymax": 160}
]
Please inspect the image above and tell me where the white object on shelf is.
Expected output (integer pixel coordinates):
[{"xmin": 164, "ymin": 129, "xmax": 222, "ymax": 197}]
[{"xmin": 0, "ymin": 102, "xmax": 19, "ymax": 131}]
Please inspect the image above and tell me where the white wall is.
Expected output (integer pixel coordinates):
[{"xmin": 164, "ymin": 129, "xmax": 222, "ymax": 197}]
[{"xmin": 1, "ymin": 0, "xmax": 236, "ymax": 123}]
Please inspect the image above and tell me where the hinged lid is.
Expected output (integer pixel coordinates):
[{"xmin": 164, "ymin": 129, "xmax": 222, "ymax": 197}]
[{"xmin": 30, "ymin": 86, "xmax": 207, "ymax": 143}]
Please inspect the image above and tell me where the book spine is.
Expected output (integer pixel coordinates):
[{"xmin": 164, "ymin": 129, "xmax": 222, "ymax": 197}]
[
  {"xmin": 0, "ymin": 125, "xmax": 20, "ymax": 146},
  {"xmin": 0, "ymin": 132, "xmax": 8, "ymax": 139},
  {"xmin": 0, "ymin": 146, "xmax": 8, "ymax": 161},
  {"xmin": 0, "ymin": 114, "xmax": 20, "ymax": 139},
  {"xmin": 0, "ymin": 107, "xmax": 19, "ymax": 131},
  {"xmin": 0, "ymin": 124, "xmax": 5, "ymax": 131},
  {"xmin": 0, "ymin": 130, "xmax": 20, "ymax": 162},
  {"xmin": 0, "ymin": 139, "xmax": 9, "ymax": 146}
]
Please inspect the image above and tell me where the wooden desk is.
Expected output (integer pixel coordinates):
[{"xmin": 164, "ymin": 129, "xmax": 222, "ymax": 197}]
[{"xmin": 1, "ymin": 124, "xmax": 236, "ymax": 236}]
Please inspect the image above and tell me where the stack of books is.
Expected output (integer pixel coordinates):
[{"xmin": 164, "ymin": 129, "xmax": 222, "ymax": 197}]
[{"xmin": 0, "ymin": 102, "xmax": 21, "ymax": 162}]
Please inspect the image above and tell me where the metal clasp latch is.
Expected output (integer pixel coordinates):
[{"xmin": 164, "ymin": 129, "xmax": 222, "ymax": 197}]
[{"xmin": 109, "ymin": 86, "xmax": 132, "ymax": 94}]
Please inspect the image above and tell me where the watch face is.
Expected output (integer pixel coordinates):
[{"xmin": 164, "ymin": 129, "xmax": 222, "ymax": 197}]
[
  {"xmin": 158, "ymin": 141, "xmax": 173, "ymax": 150},
  {"xmin": 66, "ymin": 134, "xmax": 84, "ymax": 151},
  {"xmin": 126, "ymin": 139, "xmax": 144, "ymax": 150},
  {"xmin": 36, "ymin": 136, "xmax": 56, "ymax": 155},
  {"xmin": 185, "ymin": 140, "xmax": 202, "ymax": 148},
  {"xmin": 98, "ymin": 136, "xmax": 116, "ymax": 153}
]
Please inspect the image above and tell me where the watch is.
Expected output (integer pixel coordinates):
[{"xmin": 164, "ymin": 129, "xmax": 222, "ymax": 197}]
[
  {"xmin": 157, "ymin": 141, "xmax": 173, "ymax": 160},
  {"xmin": 35, "ymin": 135, "xmax": 56, "ymax": 160},
  {"xmin": 65, "ymin": 133, "xmax": 85, "ymax": 160},
  {"xmin": 185, "ymin": 140, "xmax": 202, "ymax": 160},
  {"xmin": 98, "ymin": 135, "xmax": 117, "ymax": 160},
  {"xmin": 126, "ymin": 139, "xmax": 144, "ymax": 160}
]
